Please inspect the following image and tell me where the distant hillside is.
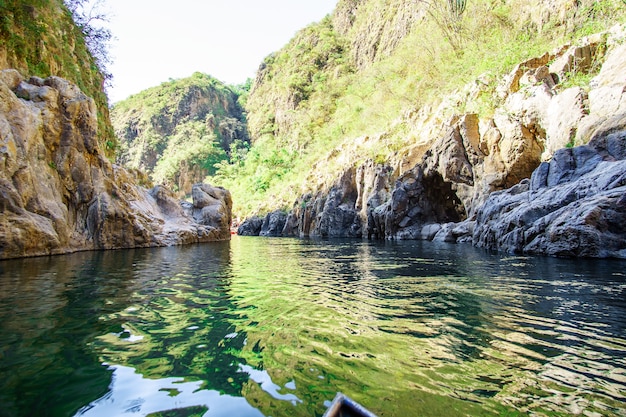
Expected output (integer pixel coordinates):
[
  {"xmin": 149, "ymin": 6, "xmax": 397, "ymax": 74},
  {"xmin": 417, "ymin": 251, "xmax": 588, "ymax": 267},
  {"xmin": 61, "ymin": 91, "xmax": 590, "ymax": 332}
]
[
  {"xmin": 0, "ymin": 0, "xmax": 115, "ymax": 155},
  {"xmin": 210, "ymin": 0, "xmax": 626, "ymax": 217},
  {"xmin": 0, "ymin": 2, "xmax": 235, "ymax": 259},
  {"xmin": 111, "ymin": 73, "xmax": 249, "ymax": 196}
]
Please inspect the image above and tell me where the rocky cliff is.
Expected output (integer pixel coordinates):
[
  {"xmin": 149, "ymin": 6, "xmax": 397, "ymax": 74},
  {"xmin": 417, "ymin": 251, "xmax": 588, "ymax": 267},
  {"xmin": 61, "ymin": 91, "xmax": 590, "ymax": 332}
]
[
  {"xmin": 0, "ymin": 70, "xmax": 232, "ymax": 260},
  {"xmin": 0, "ymin": 0, "xmax": 116, "ymax": 157},
  {"xmin": 112, "ymin": 73, "xmax": 248, "ymax": 196},
  {"xmin": 467, "ymin": 127, "xmax": 626, "ymax": 258},
  {"xmin": 216, "ymin": 0, "xmax": 626, "ymax": 218},
  {"xmin": 239, "ymin": 25, "xmax": 626, "ymax": 258}
]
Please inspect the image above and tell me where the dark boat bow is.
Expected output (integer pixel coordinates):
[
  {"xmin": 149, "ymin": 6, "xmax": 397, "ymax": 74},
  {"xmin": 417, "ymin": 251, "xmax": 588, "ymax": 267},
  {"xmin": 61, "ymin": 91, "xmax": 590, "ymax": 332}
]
[{"xmin": 323, "ymin": 393, "xmax": 378, "ymax": 417}]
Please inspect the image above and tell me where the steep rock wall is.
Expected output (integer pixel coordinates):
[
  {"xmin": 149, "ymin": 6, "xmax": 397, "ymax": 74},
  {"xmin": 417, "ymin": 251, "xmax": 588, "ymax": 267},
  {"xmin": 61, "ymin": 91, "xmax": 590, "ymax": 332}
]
[
  {"xmin": 240, "ymin": 26, "xmax": 626, "ymax": 258},
  {"xmin": 246, "ymin": 0, "xmax": 428, "ymax": 144},
  {"xmin": 335, "ymin": 0, "xmax": 427, "ymax": 69},
  {"xmin": 0, "ymin": 0, "xmax": 115, "ymax": 157},
  {"xmin": 0, "ymin": 70, "xmax": 232, "ymax": 260},
  {"xmin": 467, "ymin": 122, "xmax": 626, "ymax": 258}
]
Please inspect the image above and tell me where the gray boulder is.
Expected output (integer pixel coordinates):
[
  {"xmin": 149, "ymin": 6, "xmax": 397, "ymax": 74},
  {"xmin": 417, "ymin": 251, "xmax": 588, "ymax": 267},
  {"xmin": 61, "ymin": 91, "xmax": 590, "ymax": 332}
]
[
  {"xmin": 260, "ymin": 211, "xmax": 288, "ymax": 237},
  {"xmin": 189, "ymin": 183, "xmax": 233, "ymax": 241},
  {"xmin": 237, "ymin": 216, "xmax": 264, "ymax": 236},
  {"xmin": 471, "ymin": 123, "xmax": 626, "ymax": 258}
]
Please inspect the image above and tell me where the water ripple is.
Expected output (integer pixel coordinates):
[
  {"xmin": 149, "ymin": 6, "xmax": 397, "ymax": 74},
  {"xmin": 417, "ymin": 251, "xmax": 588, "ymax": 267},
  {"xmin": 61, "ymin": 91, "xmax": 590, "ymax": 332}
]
[{"xmin": 1, "ymin": 239, "xmax": 625, "ymax": 416}]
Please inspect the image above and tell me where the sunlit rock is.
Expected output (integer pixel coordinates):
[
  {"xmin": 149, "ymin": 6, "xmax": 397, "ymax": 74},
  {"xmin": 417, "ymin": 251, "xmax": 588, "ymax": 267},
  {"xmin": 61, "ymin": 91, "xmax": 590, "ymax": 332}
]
[
  {"xmin": 0, "ymin": 71, "xmax": 232, "ymax": 259},
  {"xmin": 470, "ymin": 124, "xmax": 626, "ymax": 258}
]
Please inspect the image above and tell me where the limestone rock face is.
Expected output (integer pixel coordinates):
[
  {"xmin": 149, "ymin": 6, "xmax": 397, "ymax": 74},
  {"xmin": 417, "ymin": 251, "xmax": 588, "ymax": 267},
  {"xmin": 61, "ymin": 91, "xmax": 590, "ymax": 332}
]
[
  {"xmin": 190, "ymin": 183, "xmax": 233, "ymax": 241},
  {"xmin": 240, "ymin": 27, "xmax": 625, "ymax": 258},
  {"xmin": 342, "ymin": 0, "xmax": 427, "ymax": 69},
  {"xmin": 247, "ymin": 159, "xmax": 392, "ymax": 239},
  {"xmin": 282, "ymin": 168, "xmax": 361, "ymax": 238},
  {"xmin": 0, "ymin": 71, "xmax": 232, "ymax": 259},
  {"xmin": 280, "ymin": 161, "xmax": 393, "ymax": 239},
  {"xmin": 470, "ymin": 124, "xmax": 626, "ymax": 258},
  {"xmin": 237, "ymin": 211, "xmax": 289, "ymax": 237},
  {"xmin": 370, "ymin": 109, "xmax": 544, "ymax": 240}
]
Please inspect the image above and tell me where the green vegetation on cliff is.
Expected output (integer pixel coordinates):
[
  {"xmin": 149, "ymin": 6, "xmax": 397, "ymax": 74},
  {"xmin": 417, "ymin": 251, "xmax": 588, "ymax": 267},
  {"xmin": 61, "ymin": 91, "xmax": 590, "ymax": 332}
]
[
  {"xmin": 209, "ymin": 0, "xmax": 626, "ymax": 217},
  {"xmin": 0, "ymin": 0, "xmax": 115, "ymax": 155},
  {"xmin": 111, "ymin": 72, "xmax": 249, "ymax": 195},
  {"xmin": 3, "ymin": 0, "xmax": 625, "ymax": 220}
]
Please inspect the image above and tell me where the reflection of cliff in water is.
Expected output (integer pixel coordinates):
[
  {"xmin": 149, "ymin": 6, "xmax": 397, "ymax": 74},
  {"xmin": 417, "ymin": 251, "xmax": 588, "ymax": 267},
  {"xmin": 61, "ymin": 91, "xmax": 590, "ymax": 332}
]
[
  {"xmin": 1, "ymin": 237, "xmax": 625, "ymax": 417},
  {"xmin": 0, "ymin": 250, "xmax": 139, "ymax": 417},
  {"xmin": 91, "ymin": 242, "xmax": 253, "ymax": 397},
  {"xmin": 227, "ymin": 238, "xmax": 498, "ymax": 415},
  {"xmin": 0, "ymin": 242, "xmax": 257, "ymax": 417}
]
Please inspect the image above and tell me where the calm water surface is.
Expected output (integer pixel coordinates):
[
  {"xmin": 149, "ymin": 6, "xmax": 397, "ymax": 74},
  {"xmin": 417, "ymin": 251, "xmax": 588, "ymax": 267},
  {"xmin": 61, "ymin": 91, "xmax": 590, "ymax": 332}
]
[{"xmin": 0, "ymin": 237, "xmax": 625, "ymax": 417}]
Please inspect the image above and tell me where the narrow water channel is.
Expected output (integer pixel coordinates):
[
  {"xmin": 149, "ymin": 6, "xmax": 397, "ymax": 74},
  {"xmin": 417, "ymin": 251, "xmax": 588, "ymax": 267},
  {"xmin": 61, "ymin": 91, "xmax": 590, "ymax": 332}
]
[{"xmin": 1, "ymin": 237, "xmax": 625, "ymax": 416}]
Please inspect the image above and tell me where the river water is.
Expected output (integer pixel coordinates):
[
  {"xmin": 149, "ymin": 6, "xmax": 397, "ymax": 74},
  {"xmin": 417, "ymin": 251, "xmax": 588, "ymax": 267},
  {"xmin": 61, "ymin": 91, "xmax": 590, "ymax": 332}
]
[{"xmin": 0, "ymin": 237, "xmax": 625, "ymax": 417}]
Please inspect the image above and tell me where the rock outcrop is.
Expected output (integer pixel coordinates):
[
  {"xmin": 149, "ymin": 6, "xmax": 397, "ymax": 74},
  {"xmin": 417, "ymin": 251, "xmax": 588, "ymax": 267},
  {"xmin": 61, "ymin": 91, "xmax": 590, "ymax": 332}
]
[
  {"xmin": 259, "ymin": 210, "xmax": 288, "ymax": 237},
  {"xmin": 374, "ymin": 27, "xmax": 626, "ymax": 258},
  {"xmin": 467, "ymin": 117, "xmax": 626, "ymax": 258},
  {"xmin": 0, "ymin": 70, "xmax": 232, "ymax": 260},
  {"xmin": 279, "ymin": 161, "xmax": 393, "ymax": 239},
  {"xmin": 0, "ymin": 0, "xmax": 115, "ymax": 158},
  {"xmin": 334, "ymin": 0, "xmax": 427, "ymax": 69},
  {"xmin": 244, "ymin": 26, "xmax": 626, "ymax": 258},
  {"xmin": 237, "ymin": 216, "xmax": 264, "ymax": 236}
]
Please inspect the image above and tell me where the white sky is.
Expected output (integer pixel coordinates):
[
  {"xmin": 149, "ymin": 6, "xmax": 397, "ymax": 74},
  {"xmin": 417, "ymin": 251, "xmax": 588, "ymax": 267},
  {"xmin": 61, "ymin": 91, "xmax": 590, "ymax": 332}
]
[{"xmin": 103, "ymin": 0, "xmax": 338, "ymax": 103}]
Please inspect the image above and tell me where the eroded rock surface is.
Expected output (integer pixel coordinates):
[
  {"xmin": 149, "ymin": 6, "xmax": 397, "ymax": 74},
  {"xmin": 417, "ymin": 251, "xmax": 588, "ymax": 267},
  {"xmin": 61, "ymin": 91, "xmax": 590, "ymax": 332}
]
[
  {"xmin": 237, "ymin": 216, "xmax": 264, "ymax": 236},
  {"xmin": 468, "ymin": 118, "xmax": 626, "ymax": 258},
  {"xmin": 0, "ymin": 70, "xmax": 231, "ymax": 259},
  {"xmin": 246, "ymin": 27, "xmax": 626, "ymax": 258}
]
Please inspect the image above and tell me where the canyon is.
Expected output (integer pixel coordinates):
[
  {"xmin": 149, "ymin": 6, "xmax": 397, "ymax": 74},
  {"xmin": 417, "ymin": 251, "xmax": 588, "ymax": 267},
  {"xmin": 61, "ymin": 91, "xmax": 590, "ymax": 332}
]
[
  {"xmin": 238, "ymin": 26, "xmax": 626, "ymax": 258},
  {"xmin": 1, "ymin": 0, "xmax": 625, "ymax": 259},
  {"xmin": 0, "ymin": 70, "xmax": 232, "ymax": 260}
]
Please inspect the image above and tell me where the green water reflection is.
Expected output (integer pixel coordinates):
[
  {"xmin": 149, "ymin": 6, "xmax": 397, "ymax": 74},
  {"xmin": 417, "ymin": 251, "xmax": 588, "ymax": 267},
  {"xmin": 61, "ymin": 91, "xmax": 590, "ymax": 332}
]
[{"xmin": 1, "ymin": 237, "xmax": 625, "ymax": 417}]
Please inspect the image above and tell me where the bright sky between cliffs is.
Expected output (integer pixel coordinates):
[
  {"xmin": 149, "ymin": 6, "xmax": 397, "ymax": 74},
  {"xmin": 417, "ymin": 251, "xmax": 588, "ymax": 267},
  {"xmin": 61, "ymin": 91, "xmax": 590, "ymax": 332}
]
[{"xmin": 105, "ymin": 0, "xmax": 337, "ymax": 103}]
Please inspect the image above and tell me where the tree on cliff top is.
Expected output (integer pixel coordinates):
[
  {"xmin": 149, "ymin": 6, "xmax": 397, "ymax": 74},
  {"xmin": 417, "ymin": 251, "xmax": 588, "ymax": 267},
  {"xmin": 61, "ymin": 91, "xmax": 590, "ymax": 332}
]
[{"xmin": 64, "ymin": 0, "xmax": 113, "ymax": 86}]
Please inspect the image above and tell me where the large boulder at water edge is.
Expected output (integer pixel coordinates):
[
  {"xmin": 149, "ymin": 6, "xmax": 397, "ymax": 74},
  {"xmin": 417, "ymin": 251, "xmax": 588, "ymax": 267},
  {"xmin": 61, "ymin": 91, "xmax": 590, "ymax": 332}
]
[
  {"xmin": 260, "ymin": 210, "xmax": 288, "ymax": 237},
  {"xmin": 237, "ymin": 216, "xmax": 264, "ymax": 236},
  {"xmin": 236, "ymin": 211, "xmax": 289, "ymax": 237},
  {"xmin": 467, "ymin": 116, "xmax": 626, "ymax": 258},
  {"xmin": 0, "ymin": 70, "xmax": 232, "ymax": 259}
]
